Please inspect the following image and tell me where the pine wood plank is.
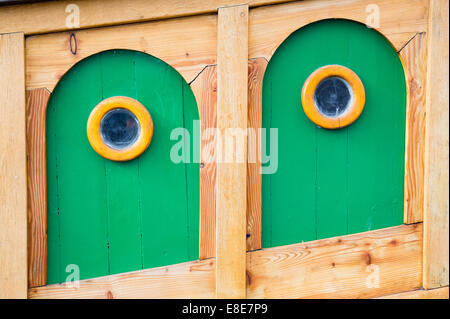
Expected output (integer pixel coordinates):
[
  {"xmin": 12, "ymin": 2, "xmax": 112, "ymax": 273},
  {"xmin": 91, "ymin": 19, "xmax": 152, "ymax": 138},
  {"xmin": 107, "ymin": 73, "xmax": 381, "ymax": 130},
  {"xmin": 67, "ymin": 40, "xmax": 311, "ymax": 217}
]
[
  {"xmin": 25, "ymin": 14, "xmax": 217, "ymax": 91},
  {"xmin": 423, "ymin": 0, "xmax": 449, "ymax": 289},
  {"xmin": 28, "ymin": 258, "xmax": 215, "ymax": 299},
  {"xmin": 0, "ymin": 32, "xmax": 27, "ymax": 299},
  {"xmin": 377, "ymin": 286, "xmax": 449, "ymax": 299},
  {"xmin": 247, "ymin": 224, "xmax": 422, "ymax": 299},
  {"xmin": 247, "ymin": 58, "xmax": 267, "ymax": 252},
  {"xmin": 26, "ymin": 88, "xmax": 51, "ymax": 288},
  {"xmin": 191, "ymin": 65, "xmax": 218, "ymax": 260},
  {"xmin": 216, "ymin": 4, "xmax": 248, "ymax": 299},
  {"xmin": 401, "ymin": 33, "xmax": 428, "ymax": 224},
  {"xmin": 249, "ymin": 0, "xmax": 429, "ymax": 61},
  {"xmin": 192, "ymin": 59, "xmax": 266, "ymax": 258},
  {"xmin": 0, "ymin": 0, "xmax": 297, "ymax": 35},
  {"xmin": 29, "ymin": 224, "xmax": 422, "ymax": 299}
]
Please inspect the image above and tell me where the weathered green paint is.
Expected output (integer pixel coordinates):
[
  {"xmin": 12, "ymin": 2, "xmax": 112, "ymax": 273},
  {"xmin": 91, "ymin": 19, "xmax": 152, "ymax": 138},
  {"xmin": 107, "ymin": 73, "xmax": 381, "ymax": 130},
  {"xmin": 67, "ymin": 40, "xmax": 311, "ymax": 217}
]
[
  {"xmin": 47, "ymin": 50, "xmax": 199, "ymax": 283},
  {"xmin": 262, "ymin": 19, "xmax": 406, "ymax": 248}
]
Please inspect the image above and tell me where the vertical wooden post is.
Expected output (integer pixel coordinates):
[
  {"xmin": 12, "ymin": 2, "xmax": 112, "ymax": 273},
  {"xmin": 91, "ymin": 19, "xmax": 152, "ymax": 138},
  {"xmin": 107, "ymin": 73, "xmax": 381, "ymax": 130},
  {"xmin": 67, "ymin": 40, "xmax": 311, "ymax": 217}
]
[
  {"xmin": 0, "ymin": 32, "xmax": 27, "ymax": 298},
  {"xmin": 423, "ymin": 0, "xmax": 449, "ymax": 289},
  {"xmin": 216, "ymin": 4, "xmax": 248, "ymax": 298}
]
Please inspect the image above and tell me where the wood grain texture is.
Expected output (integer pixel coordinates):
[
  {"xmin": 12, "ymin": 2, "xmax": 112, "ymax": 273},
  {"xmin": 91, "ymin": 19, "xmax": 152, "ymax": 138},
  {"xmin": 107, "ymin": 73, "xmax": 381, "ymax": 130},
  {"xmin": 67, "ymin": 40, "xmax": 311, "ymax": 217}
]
[
  {"xmin": 400, "ymin": 33, "xmax": 428, "ymax": 224},
  {"xmin": 191, "ymin": 65, "xmax": 218, "ymax": 260},
  {"xmin": 28, "ymin": 258, "xmax": 215, "ymax": 299},
  {"xmin": 29, "ymin": 224, "xmax": 422, "ymax": 299},
  {"xmin": 0, "ymin": 32, "xmax": 27, "ymax": 299},
  {"xmin": 247, "ymin": 58, "xmax": 267, "ymax": 252},
  {"xmin": 192, "ymin": 59, "xmax": 266, "ymax": 259},
  {"xmin": 377, "ymin": 286, "xmax": 449, "ymax": 299},
  {"xmin": 247, "ymin": 224, "xmax": 423, "ymax": 299},
  {"xmin": 25, "ymin": 13, "xmax": 217, "ymax": 91},
  {"xmin": 0, "ymin": 0, "xmax": 297, "ymax": 35},
  {"xmin": 423, "ymin": 0, "xmax": 449, "ymax": 289},
  {"xmin": 216, "ymin": 4, "xmax": 248, "ymax": 299},
  {"xmin": 249, "ymin": 0, "xmax": 429, "ymax": 60},
  {"xmin": 26, "ymin": 88, "xmax": 50, "ymax": 288}
]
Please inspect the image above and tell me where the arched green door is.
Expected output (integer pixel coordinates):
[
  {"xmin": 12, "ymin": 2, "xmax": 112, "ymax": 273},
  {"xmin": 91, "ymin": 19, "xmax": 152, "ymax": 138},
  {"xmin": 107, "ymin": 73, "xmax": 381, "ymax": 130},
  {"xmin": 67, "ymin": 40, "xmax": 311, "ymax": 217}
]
[
  {"xmin": 47, "ymin": 50, "xmax": 199, "ymax": 283},
  {"xmin": 262, "ymin": 19, "xmax": 407, "ymax": 248}
]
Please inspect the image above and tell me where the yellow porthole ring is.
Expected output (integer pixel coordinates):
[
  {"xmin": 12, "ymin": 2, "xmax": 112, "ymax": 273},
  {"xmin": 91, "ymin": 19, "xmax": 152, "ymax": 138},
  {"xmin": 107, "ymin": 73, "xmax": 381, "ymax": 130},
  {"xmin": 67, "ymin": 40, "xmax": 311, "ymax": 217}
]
[
  {"xmin": 87, "ymin": 96, "xmax": 153, "ymax": 161},
  {"xmin": 301, "ymin": 65, "xmax": 365, "ymax": 129}
]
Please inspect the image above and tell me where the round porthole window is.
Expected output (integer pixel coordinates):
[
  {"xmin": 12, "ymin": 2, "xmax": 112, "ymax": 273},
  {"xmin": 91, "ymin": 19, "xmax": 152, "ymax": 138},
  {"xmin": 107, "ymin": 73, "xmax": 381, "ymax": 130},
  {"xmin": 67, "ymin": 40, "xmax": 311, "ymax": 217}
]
[
  {"xmin": 87, "ymin": 96, "xmax": 153, "ymax": 161},
  {"xmin": 301, "ymin": 65, "xmax": 365, "ymax": 129}
]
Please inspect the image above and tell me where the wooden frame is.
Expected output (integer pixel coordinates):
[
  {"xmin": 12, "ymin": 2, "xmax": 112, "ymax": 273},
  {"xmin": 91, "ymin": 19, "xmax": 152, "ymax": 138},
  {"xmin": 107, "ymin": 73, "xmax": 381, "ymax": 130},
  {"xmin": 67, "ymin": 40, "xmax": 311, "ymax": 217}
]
[
  {"xmin": 29, "ymin": 224, "xmax": 422, "ymax": 299},
  {"xmin": 423, "ymin": 0, "xmax": 449, "ymax": 289},
  {"xmin": 216, "ymin": 4, "xmax": 249, "ymax": 298},
  {"xmin": 0, "ymin": 0, "xmax": 448, "ymax": 299},
  {"xmin": 0, "ymin": 32, "xmax": 27, "ymax": 299}
]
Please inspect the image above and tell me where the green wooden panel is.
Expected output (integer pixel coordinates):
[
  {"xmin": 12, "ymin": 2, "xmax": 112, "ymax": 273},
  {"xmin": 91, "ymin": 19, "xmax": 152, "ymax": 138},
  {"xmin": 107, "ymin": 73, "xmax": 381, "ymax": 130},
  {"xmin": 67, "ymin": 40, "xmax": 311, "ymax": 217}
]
[
  {"xmin": 47, "ymin": 50, "xmax": 199, "ymax": 284},
  {"xmin": 262, "ymin": 19, "xmax": 406, "ymax": 248}
]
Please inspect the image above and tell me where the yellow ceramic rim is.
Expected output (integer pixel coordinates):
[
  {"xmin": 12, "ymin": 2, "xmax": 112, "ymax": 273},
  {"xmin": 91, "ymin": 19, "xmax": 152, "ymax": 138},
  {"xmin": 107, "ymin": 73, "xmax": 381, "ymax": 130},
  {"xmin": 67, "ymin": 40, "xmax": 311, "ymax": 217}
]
[
  {"xmin": 301, "ymin": 65, "xmax": 365, "ymax": 129},
  {"xmin": 87, "ymin": 96, "xmax": 153, "ymax": 161}
]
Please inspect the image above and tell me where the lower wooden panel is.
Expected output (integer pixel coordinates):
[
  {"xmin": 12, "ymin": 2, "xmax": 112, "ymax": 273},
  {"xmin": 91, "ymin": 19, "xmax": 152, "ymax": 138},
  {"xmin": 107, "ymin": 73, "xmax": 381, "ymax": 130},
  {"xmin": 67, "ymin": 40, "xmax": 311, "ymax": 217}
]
[
  {"xmin": 28, "ymin": 258, "xmax": 215, "ymax": 299},
  {"xmin": 29, "ymin": 224, "xmax": 421, "ymax": 299},
  {"xmin": 377, "ymin": 286, "xmax": 448, "ymax": 299},
  {"xmin": 247, "ymin": 223, "xmax": 422, "ymax": 299}
]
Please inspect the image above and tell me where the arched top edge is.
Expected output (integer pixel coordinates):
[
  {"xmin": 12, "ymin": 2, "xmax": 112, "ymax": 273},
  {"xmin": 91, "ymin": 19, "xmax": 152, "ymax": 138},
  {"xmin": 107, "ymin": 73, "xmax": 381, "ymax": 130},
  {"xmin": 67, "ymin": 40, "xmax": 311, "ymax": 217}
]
[
  {"xmin": 256, "ymin": 18, "xmax": 414, "ymax": 65},
  {"xmin": 49, "ymin": 48, "xmax": 193, "ymax": 94}
]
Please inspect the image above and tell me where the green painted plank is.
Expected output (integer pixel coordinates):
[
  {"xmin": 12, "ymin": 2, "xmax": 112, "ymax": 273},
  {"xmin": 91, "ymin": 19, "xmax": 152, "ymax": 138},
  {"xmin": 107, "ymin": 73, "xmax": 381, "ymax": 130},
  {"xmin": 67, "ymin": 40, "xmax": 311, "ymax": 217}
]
[
  {"xmin": 262, "ymin": 19, "xmax": 406, "ymax": 248},
  {"xmin": 182, "ymin": 80, "xmax": 200, "ymax": 260},
  {"xmin": 47, "ymin": 54, "xmax": 109, "ymax": 283},
  {"xmin": 99, "ymin": 50, "xmax": 143, "ymax": 275},
  {"xmin": 134, "ymin": 52, "xmax": 199, "ymax": 269},
  {"xmin": 314, "ymin": 21, "xmax": 351, "ymax": 239}
]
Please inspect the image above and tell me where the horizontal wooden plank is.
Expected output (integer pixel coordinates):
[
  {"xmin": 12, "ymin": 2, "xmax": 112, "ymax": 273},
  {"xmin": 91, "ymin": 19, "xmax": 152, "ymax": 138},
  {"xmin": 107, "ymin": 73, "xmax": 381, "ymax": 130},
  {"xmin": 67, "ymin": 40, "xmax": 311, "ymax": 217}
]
[
  {"xmin": 0, "ymin": 0, "xmax": 297, "ymax": 35},
  {"xmin": 249, "ymin": 0, "xmax": 429, "ymax": 60},
  {"xmin": 376, "ymin": 286, "xmax": 449, "ymax": 299},
  {"xmin": 247, "ymin": 223, "xmax": 423, "ymax": 299},
  {"xmin": 30, "ymin": 224, "xmax": 422, "ymax": 298},
  {"xmin": 25, "ymin": 13, "xmax": 217, "ymax": 91},
  {"xmin": 28, "ymin": 258, "xmax": 215, "ymax": 299}
]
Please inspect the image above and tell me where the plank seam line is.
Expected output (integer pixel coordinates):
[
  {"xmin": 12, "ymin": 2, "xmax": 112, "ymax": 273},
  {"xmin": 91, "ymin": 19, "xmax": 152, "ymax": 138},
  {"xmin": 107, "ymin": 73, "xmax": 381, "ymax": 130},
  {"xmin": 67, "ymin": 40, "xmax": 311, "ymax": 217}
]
[{"xmin": 398, "ymin": 32, "xmax": 424, "ymax": 53}]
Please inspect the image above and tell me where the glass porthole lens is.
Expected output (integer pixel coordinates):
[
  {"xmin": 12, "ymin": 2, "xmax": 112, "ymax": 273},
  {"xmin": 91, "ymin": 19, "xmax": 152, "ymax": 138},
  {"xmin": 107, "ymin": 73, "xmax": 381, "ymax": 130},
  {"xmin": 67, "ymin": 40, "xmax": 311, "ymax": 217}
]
[
  {"xmin": 313, "ymin": 76, "xmax": 352, "ymax": 117},
  {"xmin": 100, "ymin": 108, "xmax": 140, "ymax": 150}
]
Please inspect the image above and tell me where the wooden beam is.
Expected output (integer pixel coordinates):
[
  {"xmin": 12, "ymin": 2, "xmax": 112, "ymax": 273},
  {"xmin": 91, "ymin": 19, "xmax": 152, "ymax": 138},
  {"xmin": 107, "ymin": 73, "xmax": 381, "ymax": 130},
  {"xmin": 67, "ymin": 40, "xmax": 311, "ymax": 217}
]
[
  {"xmin": 29, "ymin": 224, "xmax": 422, "ymax": 299},
  {"xmin": 247, "ymin": 58, "xmax": 267, "ymax": 252},
  {"xmin": 0, "ymin": 0, "xmax": 297, "ymax": 36},
  {"xmin": 249, "ymin": 0, "xmax": 429, "ymax": 60},
  {"xmin": 192, "ymin": 59, "xmax": 266, "ymax": 259},
  {"xmin": 247, "ymin": 224, "xmax": 422, "ymax": 299},
  {"xmin": 25, "ymin": 14, "xmax": 217, "ymax": 91},
  {"xmin": 28, "ymin": 258, "xmax": 215, "ymax": 299},
  {"xmin": 377, "ymin": 286, "xmax": 449, "ymax": 299},
  {"xmin": 216, "ymin": 4, "xmax": 248, "ymax": 299},
  {"xmin": 26, "ymin": 88, "xmax": 51, "ymax": 288},
  {"xmin": 423, "ymin": 0, "xmax": 449, "ymax": 289},
  {"xmin": 400, "ymin": 32, "xmax": 428, "ymax": 224},
  {"xmin": 191, "ymin": 65, "xmax": 218, "ymax": 260},
  {"xmin": 0, "ymin": 32, "xmax": 27, "ymax": 299}
]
